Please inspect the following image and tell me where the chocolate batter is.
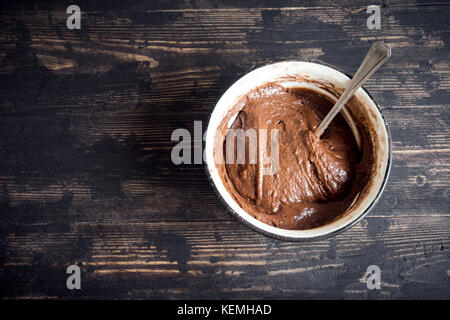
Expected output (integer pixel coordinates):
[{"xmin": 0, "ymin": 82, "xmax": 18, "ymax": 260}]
[{"xmin": 219, "ymin": 84, "xmax": 370, "ymax": 230}]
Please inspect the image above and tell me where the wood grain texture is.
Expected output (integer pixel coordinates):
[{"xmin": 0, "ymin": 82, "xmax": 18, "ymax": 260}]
[{"xmin": 0, "ymin": 0, "xmax": 449, "ymax": 299}]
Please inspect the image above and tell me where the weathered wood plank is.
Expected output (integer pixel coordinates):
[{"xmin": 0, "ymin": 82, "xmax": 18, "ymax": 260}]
[
  {"xmin": 1, "ymin": 5, "xmax": 449, "ymax": 108},
  {"xmin": 0, "ymin": 150, "xmax": 448, "ymax": 226},
  {"xmin": 0, "ymin": 217, "xmax": 449, "ymax": 299}
]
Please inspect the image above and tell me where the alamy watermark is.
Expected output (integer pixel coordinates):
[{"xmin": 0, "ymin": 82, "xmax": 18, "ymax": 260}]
[
  {"xmin": 66, "ymin": 5, "xmax": 81, "ymax": 30},
  {"xmin": 361, "ymin": 265, "xmax": 381, "ymax": 290},
  {"xmin": 171, "ymin": 121, "xmax": 280, "ymax": 176},
  {"xmin": 66, "ymin": 264, "xmax": 81, "ymax": 290},
  {"xmin": 366, "ymin": 5, "xmax": 381, "ymax": 30}
]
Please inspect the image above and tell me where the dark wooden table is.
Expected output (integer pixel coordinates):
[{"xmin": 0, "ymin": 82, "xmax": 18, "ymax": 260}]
[{"xmin": 0, "ymin": 0, "xmax": 449, "ymax": 299}]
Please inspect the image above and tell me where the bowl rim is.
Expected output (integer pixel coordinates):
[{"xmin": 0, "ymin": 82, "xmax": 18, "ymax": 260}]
[{"xmin": 204, "ymin": 60, "xmax": 392, "ymax": 242}]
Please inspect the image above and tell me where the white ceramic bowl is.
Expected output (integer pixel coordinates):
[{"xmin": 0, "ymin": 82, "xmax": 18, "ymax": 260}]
[{"xmin": 205, "ymin": 61, "xmax": 391, "ymax": 241}]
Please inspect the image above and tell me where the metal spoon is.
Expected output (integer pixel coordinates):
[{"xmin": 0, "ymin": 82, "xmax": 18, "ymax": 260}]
[{"xmin": 314, "ymin": 41, "xmax": 391, "ymax": 138}]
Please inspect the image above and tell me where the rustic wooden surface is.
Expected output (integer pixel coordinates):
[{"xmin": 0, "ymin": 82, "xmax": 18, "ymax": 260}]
[{"xmin": 0, "ymin": 0, "xmax": 449, "ymax": 299}]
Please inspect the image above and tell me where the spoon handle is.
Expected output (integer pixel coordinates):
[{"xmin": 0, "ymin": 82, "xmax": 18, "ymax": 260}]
[{"xmin": 314, "ymin": 41, "xmax": 391, "ymax": 138}]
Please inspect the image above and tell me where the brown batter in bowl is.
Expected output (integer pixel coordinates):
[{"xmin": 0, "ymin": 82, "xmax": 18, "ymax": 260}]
[
  {"xmin": 221, "ymin": 84, "xmax": 371, "ymax": 230},
  {"xmin": 205, "ymin": 61, "xmax": 390, "ymax": 240}
]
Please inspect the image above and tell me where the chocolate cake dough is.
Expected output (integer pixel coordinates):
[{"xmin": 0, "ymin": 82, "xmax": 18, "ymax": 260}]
[{"xmin": 220, "ymin": 84, "xmax": 370, "ymax": 230}]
